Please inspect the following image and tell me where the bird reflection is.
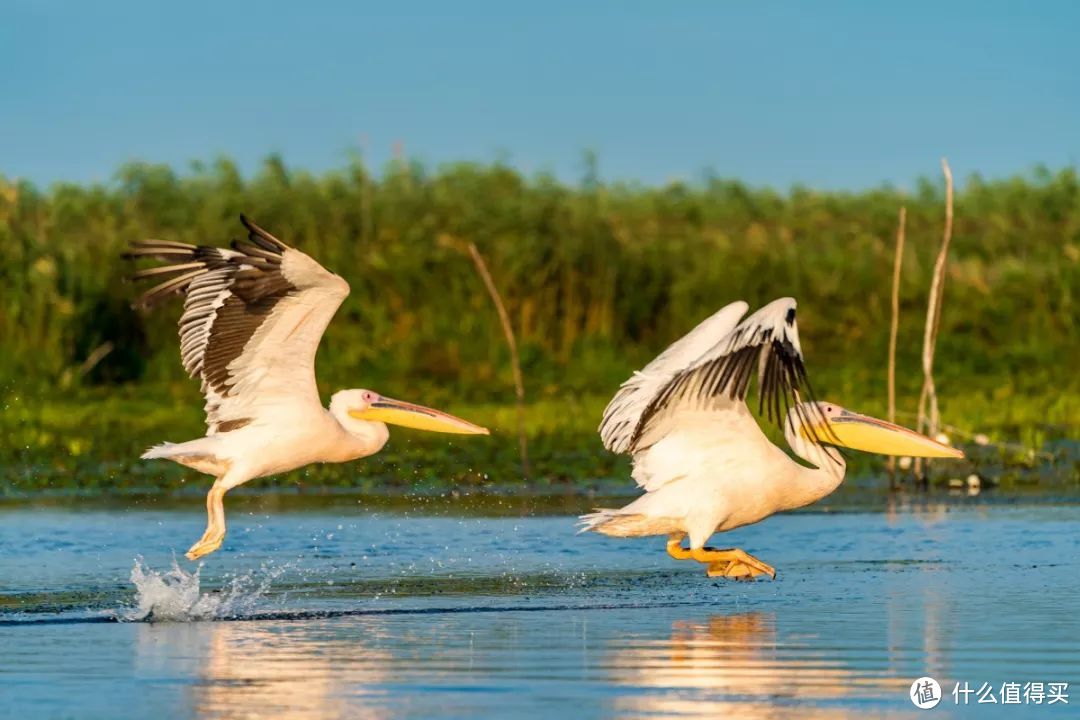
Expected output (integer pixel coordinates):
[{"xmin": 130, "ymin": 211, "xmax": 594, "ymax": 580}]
[
  {"xmin": 607, "ymin": 612, "xmax": 906, "ymax": 719},
  {"xmin": 136, "ymin": 620, "xmax": 394, "ymax": 719}
]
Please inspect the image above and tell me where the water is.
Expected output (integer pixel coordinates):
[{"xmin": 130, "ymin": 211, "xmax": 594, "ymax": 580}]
[{"xmin": 1, "ymin": 498, "xmax": 1077, "ymax": 718}]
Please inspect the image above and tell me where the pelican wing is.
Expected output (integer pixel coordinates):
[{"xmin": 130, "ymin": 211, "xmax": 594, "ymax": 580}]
[
  {"xmin": 128, "ymin": 215, "xmax": 350, "ymax": 434},
  {"xmin": 620, "ymin": 297, "xmax": 827, "ymax": 454},
  {"xmin": 599, "ymin": 301, "xmax": 749, "ymax": 453}
]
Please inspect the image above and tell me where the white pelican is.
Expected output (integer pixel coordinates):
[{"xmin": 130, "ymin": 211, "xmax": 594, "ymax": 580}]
[
  {"xmin": 127, "ymin": 215, "xmax": 489, "ymax": 560},
  {"xmin": 580, "ymin": 298, "xmax": 963, "ymax": 580}
]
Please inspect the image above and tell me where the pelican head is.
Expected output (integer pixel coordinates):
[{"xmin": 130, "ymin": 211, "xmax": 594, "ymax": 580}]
[
  {"xmin": 337, "ymin": 389, "xmax": 489, "ymax": 435},
  {"xmin": 792, "ymin": 401, "xmax": 963, "ymax": 458}
]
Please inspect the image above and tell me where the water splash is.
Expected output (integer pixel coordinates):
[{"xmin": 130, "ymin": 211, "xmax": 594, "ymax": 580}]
[{"xmin": 120, "ymin": 557, "xmax": 286, "ymax": 622}]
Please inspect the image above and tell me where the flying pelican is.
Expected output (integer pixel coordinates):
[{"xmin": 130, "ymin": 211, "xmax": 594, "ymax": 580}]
[
  {"xmin": 580, "ymin": 298, "xmax": 962, "ymax": 580},
  {"xmin": 127, "ymin": 215, "xmax": 489, "ymax": 560}
]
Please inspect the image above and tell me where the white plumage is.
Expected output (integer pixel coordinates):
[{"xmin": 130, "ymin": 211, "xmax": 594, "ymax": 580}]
[
  {"xmin": 582, "ymin": 298, "xmax": 962, "ymax": 580},
  {"xmin": 128, "ymin": 216, "xmax": 488, "ymax": 560},
  {"xmin": 598, "ymin": 301, "xmax": 748, "ymax": 454}
]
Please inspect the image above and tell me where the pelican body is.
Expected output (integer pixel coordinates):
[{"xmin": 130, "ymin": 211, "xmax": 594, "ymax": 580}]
[
  {"xmin": 581, "ymin": 298, "xmax": 962, "ymax": 580},
  {"xmin": 128, "ymin": 216, "xmax": 488, "ymax": 560}
]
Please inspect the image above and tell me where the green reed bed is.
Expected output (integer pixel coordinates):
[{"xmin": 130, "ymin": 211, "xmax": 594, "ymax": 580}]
[{"xmin": 1, "ymin": 157, "xmax": 1077, "ymax": 493}]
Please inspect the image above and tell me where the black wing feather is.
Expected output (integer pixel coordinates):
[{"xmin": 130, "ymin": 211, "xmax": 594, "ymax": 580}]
[{"xmin": 627, "ymin": 301, "xmax": 838, "ymax": 456}]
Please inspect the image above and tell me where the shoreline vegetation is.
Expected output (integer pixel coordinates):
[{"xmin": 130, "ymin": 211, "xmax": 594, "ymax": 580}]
[{"xmin": 1, "ymin": 155, "xmax": 1077, "ymax": 494}]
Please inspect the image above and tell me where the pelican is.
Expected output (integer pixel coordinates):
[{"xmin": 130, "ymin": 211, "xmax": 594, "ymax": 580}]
[
  {"xmin": 580, "ymin": 298, "xmax": 963, "ymax": 580},
  {"xmin": 127, "ymin": 215, "xmax": 489, "ymax": 560}
]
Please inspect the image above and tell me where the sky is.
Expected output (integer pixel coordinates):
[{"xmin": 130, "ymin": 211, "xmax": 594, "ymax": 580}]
[{"xmin": 2, "ymin": 0, "xmax": 1078, "ymax": 190}]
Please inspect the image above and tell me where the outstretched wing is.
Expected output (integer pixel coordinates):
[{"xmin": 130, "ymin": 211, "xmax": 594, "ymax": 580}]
[
  {"xmin": 599, "ymin": 301, "xmax": 749, "ymax": 453},
  {"xmin": 614, "ymin": 297, "xmax": 828, "ymax": 455},
  {"xmin": 127, "ymin": 215, "xmax": 350, "ymax": 434}
]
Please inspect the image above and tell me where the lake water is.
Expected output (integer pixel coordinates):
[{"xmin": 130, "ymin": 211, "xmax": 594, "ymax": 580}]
[{"xmin": 1, "ymin": 497, "xmax": 1077, "ymax": 718}]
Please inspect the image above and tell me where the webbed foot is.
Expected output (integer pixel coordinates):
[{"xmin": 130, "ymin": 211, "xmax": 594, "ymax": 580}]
[
  {"xmin": 185, "ymin": 529, "xmax": 224, "ymax": 560},
  {"xmin": 667, "ymin": 535, "xmax": 776, "ymax": 580}
]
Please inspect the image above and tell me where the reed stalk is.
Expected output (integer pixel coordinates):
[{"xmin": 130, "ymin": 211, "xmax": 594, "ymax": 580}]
[
  {"xmin": 915, "ymin": 159, "xmax": 955, "ymax": 480},
  {"xmin": 887, "ymin": 206, "xmax": 906, "ymax": 488},
  {"xmin": 466, "ymin": 242, "xmax": 531, "ymax": 480}
]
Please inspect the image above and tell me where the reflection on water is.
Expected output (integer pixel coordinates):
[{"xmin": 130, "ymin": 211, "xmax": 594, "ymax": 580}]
[
  {"xmin": 608, "ymin": 613, "xmax": 906, "ymax": 719},
  {"xmin": 137, "ymin": 621, "xmax": 394, "ymax": 720},
  {"xmin": 2, "ymin": 507, "xmax": 1078, "ymax": 719},
  {"xmin": 128, "ymin": 608, "xmax": 929, "ymax": 719}
]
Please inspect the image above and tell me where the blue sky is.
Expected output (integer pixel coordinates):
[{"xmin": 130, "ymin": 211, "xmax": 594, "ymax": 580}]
[{"xmin": 2, "ymin": 0, "xmax": 1077, "ymax": 190}]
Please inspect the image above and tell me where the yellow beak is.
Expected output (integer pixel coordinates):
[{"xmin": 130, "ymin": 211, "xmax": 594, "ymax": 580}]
[
  {"xmin": 820, "ymin": 411, "xmax": 963, "ymax": 458},
  {"xmin": 349, "ymin": 397, "xmax": 490, "ymax": 435}
]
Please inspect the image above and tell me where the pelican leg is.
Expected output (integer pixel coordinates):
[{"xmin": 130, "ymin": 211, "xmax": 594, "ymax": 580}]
[
  {"xmin": 666, "ymin": 533, "xmax": 694, "ymax": 560},
  {"xmin": 691, "ymin": 547, "xmax": 776, "ymax": 580},
  {"xmin": 185, "ymin": 483, "xmax": 227, "ymax": 560},
  {"xmin": 665, "ymin": 535, "xmax": 775, "ymax": 579}
]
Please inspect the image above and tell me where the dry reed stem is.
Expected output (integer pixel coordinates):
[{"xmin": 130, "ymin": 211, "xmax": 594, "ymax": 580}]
[
  {"xmin": 887, "ymin": 206, "xmax": 906, "ymax": 486},
  {"xmin": 60, "ymin": 341, "xmax": 115, "ymax": 389},
  {"xmin": 915, "ymin": 158, "xmax": 955, "ymax": 478},
  {"xmin": 466, "ymin": 242, "xmax": 531, "ymax": 479}
]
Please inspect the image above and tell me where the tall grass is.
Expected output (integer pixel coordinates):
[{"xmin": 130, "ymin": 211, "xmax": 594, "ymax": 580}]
[{"xmin": 1, "ymin": 156, "xmax": 1077, "ymax": 424}]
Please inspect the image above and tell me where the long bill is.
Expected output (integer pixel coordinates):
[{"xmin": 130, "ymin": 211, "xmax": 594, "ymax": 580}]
[
  {"xmin": 824, "ymin": 410, "xmax": 963, "ymax": 458},
  {"xmin": 349, "ymin": 396, "xmax": 490, "ymax": 435}
]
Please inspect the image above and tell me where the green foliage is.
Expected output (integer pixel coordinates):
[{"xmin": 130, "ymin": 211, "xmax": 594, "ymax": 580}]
[{"xmin": 1, "ymin": 156, "xmax": 1077, "ymax": 492}]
